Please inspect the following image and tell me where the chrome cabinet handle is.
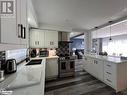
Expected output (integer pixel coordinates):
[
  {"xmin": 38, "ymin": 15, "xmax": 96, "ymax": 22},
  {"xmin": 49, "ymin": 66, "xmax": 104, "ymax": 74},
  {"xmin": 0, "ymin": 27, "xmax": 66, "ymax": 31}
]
[
  {"xmin": 106, "ymin": 72, "xmax": 111, "ymax": 75},
  {"xmin": 106, "ymin": 64, "xmax": 111, "ymax": 67},
  {"xmin": 106, "ymin": 79, "xmax": 112, "ymax": 83},
  {"xmin": 18, "ymin": 24, "xmax": 23, "ymax": 38},
  {"xmin": 22, "ymin": 27, "xmax": 26, "ymax": 39}
]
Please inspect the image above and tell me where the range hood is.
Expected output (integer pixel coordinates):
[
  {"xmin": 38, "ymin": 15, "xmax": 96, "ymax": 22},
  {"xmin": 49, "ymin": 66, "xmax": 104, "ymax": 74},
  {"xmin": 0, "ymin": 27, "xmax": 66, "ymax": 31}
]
[{"xmin": 58, "ymin": 31, "xmax": 70, "ymax": 41}]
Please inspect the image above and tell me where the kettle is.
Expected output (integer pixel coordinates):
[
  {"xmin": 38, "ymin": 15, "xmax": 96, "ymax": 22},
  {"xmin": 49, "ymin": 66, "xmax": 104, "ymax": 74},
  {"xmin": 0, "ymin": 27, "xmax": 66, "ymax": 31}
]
[{"xmin": 5, "ymin": 59, "xmax": 17, "ymax": 74}]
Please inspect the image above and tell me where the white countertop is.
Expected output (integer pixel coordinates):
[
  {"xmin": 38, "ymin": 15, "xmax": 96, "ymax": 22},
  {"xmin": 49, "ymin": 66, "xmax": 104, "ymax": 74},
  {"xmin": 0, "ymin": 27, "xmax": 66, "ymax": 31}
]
[
  {"xmin": 31, "ymin": 55, "xmax": 59, "ymax": 60},
  {"xmin": 0, "ymin": 58, "xmax": 46, "ymax": 95},
  {"xmin": 85, "ymin": 54, "xmax": 127, "ymax": 63},
  {"xmin": 6, "ymin": 65, "xmax": 42, "ymax": 90}
]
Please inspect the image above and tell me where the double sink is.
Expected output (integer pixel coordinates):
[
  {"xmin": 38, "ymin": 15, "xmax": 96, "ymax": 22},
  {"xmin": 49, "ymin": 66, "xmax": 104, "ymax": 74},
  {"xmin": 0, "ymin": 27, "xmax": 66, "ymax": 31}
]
[{"xmin": 26, "ymin": 59, "xmax": 42, "ymax": 65}]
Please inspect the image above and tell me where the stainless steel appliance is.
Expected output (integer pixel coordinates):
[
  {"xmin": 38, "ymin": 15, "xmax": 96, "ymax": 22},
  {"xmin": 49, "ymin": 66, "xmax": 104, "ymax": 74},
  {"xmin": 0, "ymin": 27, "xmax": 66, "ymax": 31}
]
[
  {"xmin": 58, "ymin": 56, "xmax": 75, "ymax": 78},
  {"xmin": 39, "ymin": 50, "xmax": 49, "ymax": 57},
  {"xmin": 5, "ymin": 59, "xmax": 17, "ymax": 74}
]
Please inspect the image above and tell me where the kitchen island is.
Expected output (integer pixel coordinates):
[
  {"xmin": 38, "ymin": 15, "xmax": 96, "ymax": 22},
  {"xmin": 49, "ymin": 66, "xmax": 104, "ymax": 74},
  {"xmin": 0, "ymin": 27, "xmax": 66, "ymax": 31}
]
[{"xmin": 83, "ymin": 53, "xmax": 127, "ymax": 93}]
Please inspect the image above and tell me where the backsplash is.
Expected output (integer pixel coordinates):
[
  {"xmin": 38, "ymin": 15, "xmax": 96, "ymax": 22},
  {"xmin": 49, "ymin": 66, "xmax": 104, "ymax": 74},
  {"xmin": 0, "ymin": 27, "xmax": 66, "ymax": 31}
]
[{"xmin": 6, "ymin": 49, "xmax": 27, "ymax": 63}]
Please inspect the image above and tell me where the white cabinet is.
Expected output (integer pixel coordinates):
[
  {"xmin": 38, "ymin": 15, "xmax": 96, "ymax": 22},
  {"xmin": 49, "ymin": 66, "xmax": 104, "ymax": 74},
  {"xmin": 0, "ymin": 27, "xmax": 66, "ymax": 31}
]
[
  {"xmin": 84, "ymin": 55, "xmax": 127, "ymax": 92},
  {"xmin": 20, "ymin": 0, "xmax": 28, "ymax": 45},
  {"xmin": 45, "ymin": 58, "xmax": 58, "ymax": 80},
  {"xmin": 93, "ymin": 59, "xmax": 104, "ymax": 81},
  {"xmin": 0, "ymin": 0, "xmax": 28, "ymax": 49},
  {"xmin": 83, "ymin": 57, "xmax": 104, "ymax": 81},
  {"xmin": 30, "ymin": 29, "xmax": 45, "ymax": 48},
  {"xmin": 1, "ymin": 2, "xmax": 20, "ymax": 45},
  {"xmin": 45, "ymin": 30, "xmax": 58, "ymax": 48},
  {"xmin": 30, "ymin": 29, "xmax": 58, "ymax": 48},
  {"xmin": 104, "ymin": 61, "xmax": 117, "ymax": 88}
]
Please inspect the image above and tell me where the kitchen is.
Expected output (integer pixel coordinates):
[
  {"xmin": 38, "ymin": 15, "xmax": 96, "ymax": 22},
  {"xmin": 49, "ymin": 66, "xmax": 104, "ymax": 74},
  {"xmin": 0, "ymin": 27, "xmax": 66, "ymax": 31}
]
[{"xmin": 1, "ymin": 0, "xmax": 127, "ymax": 95}]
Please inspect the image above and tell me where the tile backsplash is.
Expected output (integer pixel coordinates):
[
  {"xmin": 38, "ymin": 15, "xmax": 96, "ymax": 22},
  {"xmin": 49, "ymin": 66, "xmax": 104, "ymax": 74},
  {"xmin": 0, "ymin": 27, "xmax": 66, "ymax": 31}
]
[{"xmin": 6, "ymin": 49, "xmax": 27, "ymax": 63}]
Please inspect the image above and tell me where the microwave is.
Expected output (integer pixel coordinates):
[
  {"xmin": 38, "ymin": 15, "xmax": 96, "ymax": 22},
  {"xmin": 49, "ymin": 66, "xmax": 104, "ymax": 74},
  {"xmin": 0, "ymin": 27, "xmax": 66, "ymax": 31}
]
[{"xmin": 39, "ymin": 50, "xmax": 49, "ymax": 57}]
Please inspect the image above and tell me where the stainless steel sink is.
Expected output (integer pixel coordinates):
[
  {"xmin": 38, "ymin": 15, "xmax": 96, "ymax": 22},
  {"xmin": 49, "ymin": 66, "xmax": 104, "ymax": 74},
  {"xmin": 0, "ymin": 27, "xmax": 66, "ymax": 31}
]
[{"xmin": 26, "ymin": 59, "xmax": 42, "ymax": 65}]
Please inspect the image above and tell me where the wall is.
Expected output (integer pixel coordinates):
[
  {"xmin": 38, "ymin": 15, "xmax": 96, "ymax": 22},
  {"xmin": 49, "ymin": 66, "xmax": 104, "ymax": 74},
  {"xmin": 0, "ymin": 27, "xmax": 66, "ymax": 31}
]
[
  {"xmin": 102, "ymin": 34, "xmax": 127, "ymax": 56},
  {"xmin": 84, "ymin": 32, "xmax": 92, "ymax": 53},
  {"xmin": 70, "ymin": 38, "xmax": 84, "ymax": 49},
  {"xmin": 6, "ymin": 49, "xmax": 27, "ymax": 63}
]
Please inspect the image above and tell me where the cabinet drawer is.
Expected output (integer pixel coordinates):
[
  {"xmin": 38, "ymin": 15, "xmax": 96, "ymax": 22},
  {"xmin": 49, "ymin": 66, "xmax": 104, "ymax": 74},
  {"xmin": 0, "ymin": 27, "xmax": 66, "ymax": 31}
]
[
  {"xmin": 104, "ymin": 62, "xmax": 112, "ymax": 69},
  {"xmin": 104, "ymin": 62, "xmax": 116, "ymax": 73},
  {"xmin": 104, "ymin": 73, "xmax": 114, "ymax": 86}
]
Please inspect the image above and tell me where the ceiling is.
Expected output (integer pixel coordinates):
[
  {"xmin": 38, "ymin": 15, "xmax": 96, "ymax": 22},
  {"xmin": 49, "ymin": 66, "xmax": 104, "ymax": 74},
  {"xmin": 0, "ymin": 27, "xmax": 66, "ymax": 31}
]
[{"xmin": 32, "ymin": 0, "xmax": 127, "ymax": 32}]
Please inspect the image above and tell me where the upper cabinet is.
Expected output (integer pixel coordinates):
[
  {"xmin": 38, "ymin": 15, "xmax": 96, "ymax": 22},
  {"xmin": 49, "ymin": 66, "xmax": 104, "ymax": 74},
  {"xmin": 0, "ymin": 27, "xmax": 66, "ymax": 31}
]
[
  {"xmin": 0, "ymin": 0, "xmax": 28, "ymax": 49},
  {"xmin": 30, "ymin": 29, "xmax": 45, "ymax": 48},
  {"xmin": 17, "ymin": 0, "xmax": 28, "ymax": 46},
  {"xmin": 45, "ymin": 30, "xmax": 58, "ymax": 48},
  {"xmin": 30, "ymin": 29, "xmax": 58, "ymax": 48}
]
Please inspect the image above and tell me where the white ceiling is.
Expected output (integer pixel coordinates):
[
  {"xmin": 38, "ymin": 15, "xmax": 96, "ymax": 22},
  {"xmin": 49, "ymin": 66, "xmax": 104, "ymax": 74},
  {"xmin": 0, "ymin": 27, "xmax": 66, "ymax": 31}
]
[{"xmin": 32, "ymin": 0, "xmax": 127, "ymax": 32}]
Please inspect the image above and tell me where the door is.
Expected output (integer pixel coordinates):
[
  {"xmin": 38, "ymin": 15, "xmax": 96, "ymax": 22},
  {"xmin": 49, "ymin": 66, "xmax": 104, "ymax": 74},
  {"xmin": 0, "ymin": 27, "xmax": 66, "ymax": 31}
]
[
  {"xmin": 60, "ymin": 61, "xmax": 68, "ymax": 73},
  {"xmin": 68, "ymin": 60, "xmax": 75, "ymax": 72}
]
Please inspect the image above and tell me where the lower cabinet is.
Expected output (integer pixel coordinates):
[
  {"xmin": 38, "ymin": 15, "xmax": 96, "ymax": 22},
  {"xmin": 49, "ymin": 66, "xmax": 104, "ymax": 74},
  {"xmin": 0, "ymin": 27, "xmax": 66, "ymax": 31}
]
[
  {"xmin": 103, "ymin": 61, "xmax": 117, "ymax": 89},
  {"xmin": 84, "ymin": 56, "xmax": 127, "ymax": 92},
  {"xmin": 45, "ymin": 58, "xmax": 58, "ymax": 80},
  {"xmin": 83, "ymin": 57, "xmax": 103, "ymax": 81}
]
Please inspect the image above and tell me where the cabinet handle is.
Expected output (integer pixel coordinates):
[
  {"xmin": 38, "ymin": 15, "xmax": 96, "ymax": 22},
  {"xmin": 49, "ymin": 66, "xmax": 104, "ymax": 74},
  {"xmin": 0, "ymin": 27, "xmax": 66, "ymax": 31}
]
[
  {"xmin": 106, "ymin": 79, "xmax": 112, "ymax": 83},
  {"xmin": 22, "ymin": 27, "xmax": 26, "ymax": 39},
  {"xmin": 18, "ymin": 24, "xmax": 23, "ymax": 38},
  {"xmin": 106, "ymin": 72, "xmax": 111, "ymax": 75},
  {"xmin": 35, "ymin": 41, "xmax": 37, "ymax": 45},
  {"xmin": 106, "ymin": 64, "xmax": 111, "ymax": 67},
  {"xmin": 38, "ymin": 41, "xmax": 39, "ymax": 45}
]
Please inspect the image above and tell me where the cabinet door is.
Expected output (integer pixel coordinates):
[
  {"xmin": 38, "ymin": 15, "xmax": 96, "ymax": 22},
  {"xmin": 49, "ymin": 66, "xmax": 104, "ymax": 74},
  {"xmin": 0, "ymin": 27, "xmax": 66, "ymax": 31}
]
[
  {"xmin": 83, "ymin": 57, "xmax": 88, "ymax": 71},
  {"xmin": 96, "ymin": 60, "xmax": 104, "ymax": 81},
  {"xmin": 30, "ymin": 29, "xmax": 45, "ymax": 48},
  {"xmin": 1, "ymin": 0, "xmax": 20, "ymax": 44},
  {"xmin": 38, "ymin": 30, "xmax": 45, "ymax": 48},
  {"xmin": 46, "ymin": 58, "xmax": 58, "ymax": 79},
  {"xmin": 20, "ymin": 0, "xmax": 27, "ymax": 45},
  {"xmin": 30, "ymin": 30, "xmax": 37, "ymax": 48},
  {"xmin": 87, "ymin": 57, "xmax": 93, "ymax": 74},
  {"xmin": 45, "ymin": 30, "xmax": 58, "ymax": 48}
]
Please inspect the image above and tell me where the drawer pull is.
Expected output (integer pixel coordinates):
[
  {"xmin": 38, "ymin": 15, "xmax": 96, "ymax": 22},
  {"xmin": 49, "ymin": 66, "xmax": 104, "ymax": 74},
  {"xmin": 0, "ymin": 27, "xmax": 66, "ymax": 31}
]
[
  {"xmin": 106, "ymin": 72, "xmax": 111, "ymax": 75},
  {"xmin": 106, "ymin": 79, "xmax": 112, "ymax": 83},
  {"xmin": 106, "ymin": 64, "xmax": 111, "ymax": 67}
]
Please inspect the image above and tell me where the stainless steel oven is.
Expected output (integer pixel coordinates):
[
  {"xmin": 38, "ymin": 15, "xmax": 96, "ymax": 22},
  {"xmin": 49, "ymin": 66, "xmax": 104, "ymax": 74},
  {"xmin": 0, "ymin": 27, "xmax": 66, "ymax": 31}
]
[{"xmin": 58, "ymin": 57, "xmax": 75, "ymax": 78}]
